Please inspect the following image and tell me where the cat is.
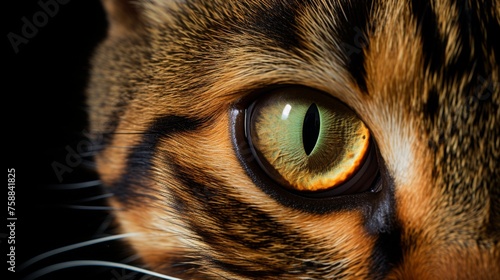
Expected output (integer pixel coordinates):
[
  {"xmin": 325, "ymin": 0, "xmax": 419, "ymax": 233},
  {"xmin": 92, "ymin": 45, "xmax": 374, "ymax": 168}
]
[{"xmin": 83, "ymin": 0, "xmax": 499, "ymax": 279}]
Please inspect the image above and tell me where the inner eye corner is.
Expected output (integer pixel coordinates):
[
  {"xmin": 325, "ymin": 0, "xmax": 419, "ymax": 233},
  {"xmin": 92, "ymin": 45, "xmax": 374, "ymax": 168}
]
[{"xmin": 234, "ymin": 85, "xmax": 380, "ymax": 199}]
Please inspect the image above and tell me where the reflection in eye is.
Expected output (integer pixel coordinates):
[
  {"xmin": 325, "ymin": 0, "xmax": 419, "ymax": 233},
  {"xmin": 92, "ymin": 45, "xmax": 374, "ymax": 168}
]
[
  {"xmin": 281, "ymin": 104, "xmax": 292, "ymax": 120},
  {"xmin": 246, "ymin": 87, "xmax": 375, "ymax": 195}
]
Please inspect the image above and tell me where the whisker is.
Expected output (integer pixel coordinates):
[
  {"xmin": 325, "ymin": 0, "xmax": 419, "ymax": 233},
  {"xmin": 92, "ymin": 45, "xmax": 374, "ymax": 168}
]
[
  {"xmin": 46, "ymin": 180, "xmax": 102, "ymax": 190},
  {"xmin": 77, "ymin": 151, "xmax": 99, "ymax": 157},
  {"xmin": 104, "ymin": 132, "xmax": 160, "ymax": 135},
  {"xmin": 23, "ymin": 260, "xmax": 182, "ymax": 280},
  {"xmin": 74, "ymin": 193, "xmax": 114, "ymax": 203},
  {"xmin": 80, "ymin": 158, "xmax": 98, "ymax": 165},
  {"xmin": 18, "ymin": 233, "xmax": 140, "ymax": 271},
  {"xmin": 81, "ymin": 162, "xmax": 97, "ymax": 168},
  {"xmin": 59, "ymin": 205, "xmax": 122, "ymax": 211}
]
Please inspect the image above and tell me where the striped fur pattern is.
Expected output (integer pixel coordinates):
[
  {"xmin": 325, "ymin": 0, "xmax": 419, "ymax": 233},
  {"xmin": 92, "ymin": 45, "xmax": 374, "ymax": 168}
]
[{"xmin": 87, "ymin": 0, "xmax": 499, "ymax": 278}]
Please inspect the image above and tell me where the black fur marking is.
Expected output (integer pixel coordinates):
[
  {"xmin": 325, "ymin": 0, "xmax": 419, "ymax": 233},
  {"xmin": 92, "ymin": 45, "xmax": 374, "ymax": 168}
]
[
  {"xmin": 445, "ymin": 1, "xmax": 475, "ymax": 80},
  {"xmin": 486, "ymin": 182, "xmax": 500, "ymax": 241},
  {"xmin": 168, "ymin": 160, "xmax": 350, "ymax": 277},
  {"xmin": 368, "ymin": 210, "xmax": 404, "ymax": 278},
  {"xmin": 411, "ymin": 0, "xmax": 499, "ymax": 88},
  {"xmin": 365, "ymin": 150, "xmax": 403, "ymax": 278},
  {"xmin": 371, "ymin": 226, "xmax": 403, "ymax": 278},
  {"xmin": 334, "ymin": 0, "xmax": 374, "ymax": 94},
  {"xmin": 412, "ymin": 1, "xmax": 500, "ymax": 244},
  {"xmin": 410, "ymin": 0, "xmax": 445, "ymax": 74},
  {"xmin": 424, "ymin": 88, "xmax": 440, "ymax": 123},
  {"xmin": 249, "ymin": 0, "xmax": 302, "ymax": 51},
  {"xmin": 449, "ymin": 1, "xmax": 499, "ymax": 84},
  {"xmin": 110, "ymin": 116, "xmax": 203, "ymax": 203},
  {"xmin": 171, "ymin": 161, "xmax": 288, "ymax": 248}
]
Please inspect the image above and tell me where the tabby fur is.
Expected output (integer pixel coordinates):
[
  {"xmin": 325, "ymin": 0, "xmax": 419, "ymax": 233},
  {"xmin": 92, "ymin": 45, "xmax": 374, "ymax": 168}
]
[{"xmin": 86, "ymin": 0, "xmax": 500, "ymax": 278}]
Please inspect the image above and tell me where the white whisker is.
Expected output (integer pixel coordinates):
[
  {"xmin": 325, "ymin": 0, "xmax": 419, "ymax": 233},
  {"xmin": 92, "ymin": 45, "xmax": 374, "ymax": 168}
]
[
  {"xmin": 81, "ymin": 160, "xmax": 98, "ymax": 167},
  {"xmin": 74, "ymin": 193, "xmax": 114, "ymax": 203},
  {"xmin": 46, "ymin": 180, "xmax": 102, "ymax": 190},
  {"xmin": 60, "ymin": 205, "xmax": 122, "ymax": 211},
  {"xmin": 18, "ymin": 233, "xmax": 140, "ymax": 271},
  {"xmin": 78, "ymin": 151, "xmax": 99, "ymax": 157},
  {"xmin": 23, "ymin": 260, "xmax": 182, "ymax": 280}
]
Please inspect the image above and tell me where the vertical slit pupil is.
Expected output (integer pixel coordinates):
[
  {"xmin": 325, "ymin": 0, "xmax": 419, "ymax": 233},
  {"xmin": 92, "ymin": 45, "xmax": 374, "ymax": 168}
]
[{"xmin": 303, "ymin": 103, "xmax": 320, "ymax": 156}]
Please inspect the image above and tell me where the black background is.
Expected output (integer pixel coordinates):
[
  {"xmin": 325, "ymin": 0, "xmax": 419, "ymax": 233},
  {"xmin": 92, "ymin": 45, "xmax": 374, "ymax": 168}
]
[{"xmin": 5, "ymin": 1, "xmax": 141, "ymax": 279}]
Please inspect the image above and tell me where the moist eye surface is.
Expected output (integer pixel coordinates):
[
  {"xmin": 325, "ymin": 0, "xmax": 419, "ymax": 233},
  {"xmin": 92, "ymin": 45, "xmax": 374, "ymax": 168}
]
[{"xmin": 245, "ymin": 86, "xmax": 377, "ymax": 196}]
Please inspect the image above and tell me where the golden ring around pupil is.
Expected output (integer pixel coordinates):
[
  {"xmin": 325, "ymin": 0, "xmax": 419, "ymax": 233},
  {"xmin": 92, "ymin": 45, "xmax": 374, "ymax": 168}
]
[{"xmin": 246, "ymin": 87, "xmax": 372, "ymax": 194}]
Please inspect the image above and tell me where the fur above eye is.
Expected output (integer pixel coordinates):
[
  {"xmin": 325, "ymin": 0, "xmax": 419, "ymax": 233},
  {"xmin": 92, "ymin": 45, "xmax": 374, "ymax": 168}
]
[{"xmin": 244, "ymin": 86, "xmax": 379, "ymax": 197}]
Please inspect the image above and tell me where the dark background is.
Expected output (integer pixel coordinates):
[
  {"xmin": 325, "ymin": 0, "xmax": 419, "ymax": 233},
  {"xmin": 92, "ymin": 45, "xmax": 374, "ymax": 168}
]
[{"xmin": 5, "ymin": 1, "xmax": 141, "ymax": 279}]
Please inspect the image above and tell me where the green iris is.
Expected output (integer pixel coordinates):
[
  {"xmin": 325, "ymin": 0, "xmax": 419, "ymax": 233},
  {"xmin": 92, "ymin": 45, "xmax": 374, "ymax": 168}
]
[{"xmin": 247, "ymin": 87, "xmax": 370, "ymax": 192}]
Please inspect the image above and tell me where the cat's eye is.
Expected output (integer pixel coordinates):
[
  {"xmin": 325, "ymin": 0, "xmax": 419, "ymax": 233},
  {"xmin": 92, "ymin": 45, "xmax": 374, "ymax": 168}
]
[{"xmin": 243, "ymin": 87, "xmax": 379, "ymax": 198}]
